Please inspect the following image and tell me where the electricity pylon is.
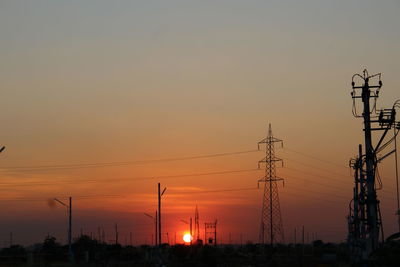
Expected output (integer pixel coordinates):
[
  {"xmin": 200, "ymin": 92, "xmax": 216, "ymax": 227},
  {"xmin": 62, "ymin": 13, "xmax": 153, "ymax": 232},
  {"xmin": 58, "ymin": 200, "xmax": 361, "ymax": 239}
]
[{"xmin": 258, "ymin": 124, "xmax": 284, "ymax": 246}]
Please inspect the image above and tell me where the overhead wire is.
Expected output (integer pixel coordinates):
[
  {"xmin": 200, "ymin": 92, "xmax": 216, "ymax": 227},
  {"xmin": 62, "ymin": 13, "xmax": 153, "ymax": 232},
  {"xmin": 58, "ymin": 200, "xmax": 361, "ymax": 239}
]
[
  {"xmin": 0, "ymin": 194, "xmax": 123, "ymax": 202},
  {"xmin": 283, "ymin": 173, "xmax": 350, "ymax": 199},
  {"xmin": 283, "ymin": 165, "xmax": 349, "ymax": 185},
  {"xmin": 0, "ymin": 168, "xmax": 260, "ymax": 188},
  {"xmin": 0, "ymin": 149, "xmax": 259, "ymax": 172},
  {"xmin": 281, "ymin": 155, "xmax": 348, "ymax": 177},
  {"xmin": 0, "ymin": 138, "xmax": 395, "ymax": 212},
  {"xmin": 283, "ymin": 147, "xmax": 348, "ymax": 170},
  {"xmin": 169, "ymin": 187, "xmax": 258, "ymax": 195}
]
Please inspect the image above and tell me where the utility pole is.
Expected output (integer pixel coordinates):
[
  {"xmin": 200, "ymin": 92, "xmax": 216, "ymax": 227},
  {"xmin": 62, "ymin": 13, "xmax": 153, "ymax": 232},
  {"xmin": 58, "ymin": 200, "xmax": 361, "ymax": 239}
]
[
  {"xmin": 115, "ymin": 223, "xmax": 119, "ymax": 245},
  {"xmin": 258, "ymin": 124, "xmax": 284, "ymax": 246},
  {"xmin": 155, "ymin": 210, "xmax": 158, "ymax": 246},
  {"xmin": 190, "ymin": 217, "xmax": 193, "ymax": 245},
  {"xmin": 302, "ymin": 225, "xmax": 305, "ymax": 256},
  {"xmin": 158, "ymin": 183, "xmax": 167, "ymax": 246},
  {"xmin": 354, "ymin": 147, "xmax": 360, "ymax": 241},
  {"xmin": 395, "ymin": 126, "xmax": 400, "ymax": 232},
  {"xmin": 215, "ymin": 220, "xmax": 217, "ymax": 246},
  {"xmin": 351, "ymin": 70, "xmax": 381, "ymax": 253},
  {"xmin": 363, "ymin": 73, "xmax": 378, "ymax": 253},
  {"xmin": 194, "ymin": 205, "xmax": 200, "ymax": 241},
  {"xmin": 350, "ymin": 69, "xmax": 400, "ymax": 256},
  {"xmin": 358, "ymin": 144, "xmax": 366, "ymax": 243},
  {"xmin": 348, "ymin": 145, "xmax": 362, "ymax": 256}
]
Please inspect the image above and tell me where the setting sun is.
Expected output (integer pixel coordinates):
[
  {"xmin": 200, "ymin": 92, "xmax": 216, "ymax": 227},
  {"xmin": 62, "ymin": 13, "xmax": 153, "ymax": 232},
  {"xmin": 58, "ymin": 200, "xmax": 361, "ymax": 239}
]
[{"xmin": 183, "ymin": 233, "xmax": 192, "ymax": 243}]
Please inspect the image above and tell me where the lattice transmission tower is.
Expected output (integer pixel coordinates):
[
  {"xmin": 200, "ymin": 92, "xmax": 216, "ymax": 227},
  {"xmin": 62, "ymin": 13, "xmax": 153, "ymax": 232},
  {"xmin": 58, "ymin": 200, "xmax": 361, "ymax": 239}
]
[{"xmin": 258, "ymin": 123, "xmax": 284, "ymax": 246}]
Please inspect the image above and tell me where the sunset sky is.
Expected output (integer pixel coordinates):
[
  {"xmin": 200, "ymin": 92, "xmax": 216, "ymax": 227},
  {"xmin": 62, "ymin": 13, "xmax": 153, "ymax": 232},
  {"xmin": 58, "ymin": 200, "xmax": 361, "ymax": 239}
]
[{"xmin": 1, "ymin": 0, "xmax": 400, "ymax": 246}]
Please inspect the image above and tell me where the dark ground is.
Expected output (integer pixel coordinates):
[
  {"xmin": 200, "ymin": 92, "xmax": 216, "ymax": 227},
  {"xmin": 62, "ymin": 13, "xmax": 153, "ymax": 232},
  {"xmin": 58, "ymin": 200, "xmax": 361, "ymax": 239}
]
[{"xmin": 0, "ymin": 235, "xmax": 399, "ymax": 267}]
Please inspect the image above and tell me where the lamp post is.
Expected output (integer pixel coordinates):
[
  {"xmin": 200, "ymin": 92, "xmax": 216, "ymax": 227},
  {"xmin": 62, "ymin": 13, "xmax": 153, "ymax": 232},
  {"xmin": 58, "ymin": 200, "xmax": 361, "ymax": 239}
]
[
  {"xmin": 54, "ymin": 197, "xmax": 73, "ymax": 262},
  {"xmin": 144, "ymin": 211, "xmax": 157, "ymax": 246},
  {"xmin": 158, "ymin": 183, "xmax": 167, "ymax": 246}
]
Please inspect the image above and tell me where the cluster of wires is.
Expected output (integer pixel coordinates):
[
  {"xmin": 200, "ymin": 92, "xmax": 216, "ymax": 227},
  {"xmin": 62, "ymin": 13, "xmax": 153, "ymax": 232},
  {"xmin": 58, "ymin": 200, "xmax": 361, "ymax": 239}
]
[
  {"xmin": 375, "ymin": 99, "xmax": 400, "ymax": 156},
  {"xmin": 369, "ymin": 99, "xmax": 400, "ymax": 191},
  {"xmin": 376, "ymin": 129, "xmax": 399, "ymax": 155}
]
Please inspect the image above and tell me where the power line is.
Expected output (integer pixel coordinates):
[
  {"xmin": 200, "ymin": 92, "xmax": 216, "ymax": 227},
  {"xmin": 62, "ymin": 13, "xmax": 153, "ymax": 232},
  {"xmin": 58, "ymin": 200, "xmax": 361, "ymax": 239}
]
[
  {"xmin": 283, "ymin": 190, "xmax": 346, "ymax": 205},
  {"xmin": 0, "ymin": 194, "xmax": 123, "ymax": 202},
  {"xmin": 283, "ymin": 174, "xmax": 350, "ymax": 199},
  {"xmin": 281, "ymin": 156, "xmax": 349, "ymax": 177},
  {"xmin": 283, "ymin": 171, "xmax": 397, "ymax": 204},
  {"xmin": 283, "ymin": 147, "xmax": 348, "ymax": 169},
  {"xmin": 0, "ymin": 168, "xmax": 260, "ymax": 188},
  {"xmin": 170, "ymin": 187, "xmax": 258, "ymax": 195},
  {"xmin": 284, "ymin": 166, "xmax": 349, "ymax": 186},
  {"xmin": 0, "ymin": 149, "xmax": 259, "ymax": 172}
]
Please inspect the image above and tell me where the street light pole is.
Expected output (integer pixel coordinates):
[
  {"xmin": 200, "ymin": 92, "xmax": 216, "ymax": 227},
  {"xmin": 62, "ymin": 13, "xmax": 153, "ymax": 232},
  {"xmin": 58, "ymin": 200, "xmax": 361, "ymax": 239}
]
[
  {"xmin": 158, "ymin": 183, "xmax": 161, "ymax": 246},
  {"xmin": 144, "ymin": 212, "xmax": 158, "ymax": 246},
  {"xmin": 54, "ymin": 197, "xmax": 73, "ymax": 262},
  {"xmin": 190, "ymin": 217, "xmax": 192, "ymax": 246},
  {"xmin": 158, "ymin": 183, "xmax": 166, "ymax": 246},
  {"xmin": 69, "ymin": 197, "xmax": 72, "ymax": 254}
]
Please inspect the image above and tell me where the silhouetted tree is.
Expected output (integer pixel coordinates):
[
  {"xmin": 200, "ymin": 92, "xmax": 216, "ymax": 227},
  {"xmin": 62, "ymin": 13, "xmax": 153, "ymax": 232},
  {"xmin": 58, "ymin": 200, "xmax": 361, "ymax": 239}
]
[
  {"xmin": 38, "ymin": 236, "xmax": 65, "ymax": 262},
  {"xmin": 72, "ymin": 235, "xmax": 99, "ymax": 262},
  {"xmin": 41, "ymin": 236, "xmax": 61, "ymax": 254},
  {"xmin": 312, "ymin": 239, "xmax": 324, "ymax": 247}
]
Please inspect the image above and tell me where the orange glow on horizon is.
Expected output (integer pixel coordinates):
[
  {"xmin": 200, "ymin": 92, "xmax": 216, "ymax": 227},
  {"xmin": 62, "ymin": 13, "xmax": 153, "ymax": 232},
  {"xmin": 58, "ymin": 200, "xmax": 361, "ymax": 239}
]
[{"xmin": 183, "ymin": 233, "xmax": 192, "ymax": 243}]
